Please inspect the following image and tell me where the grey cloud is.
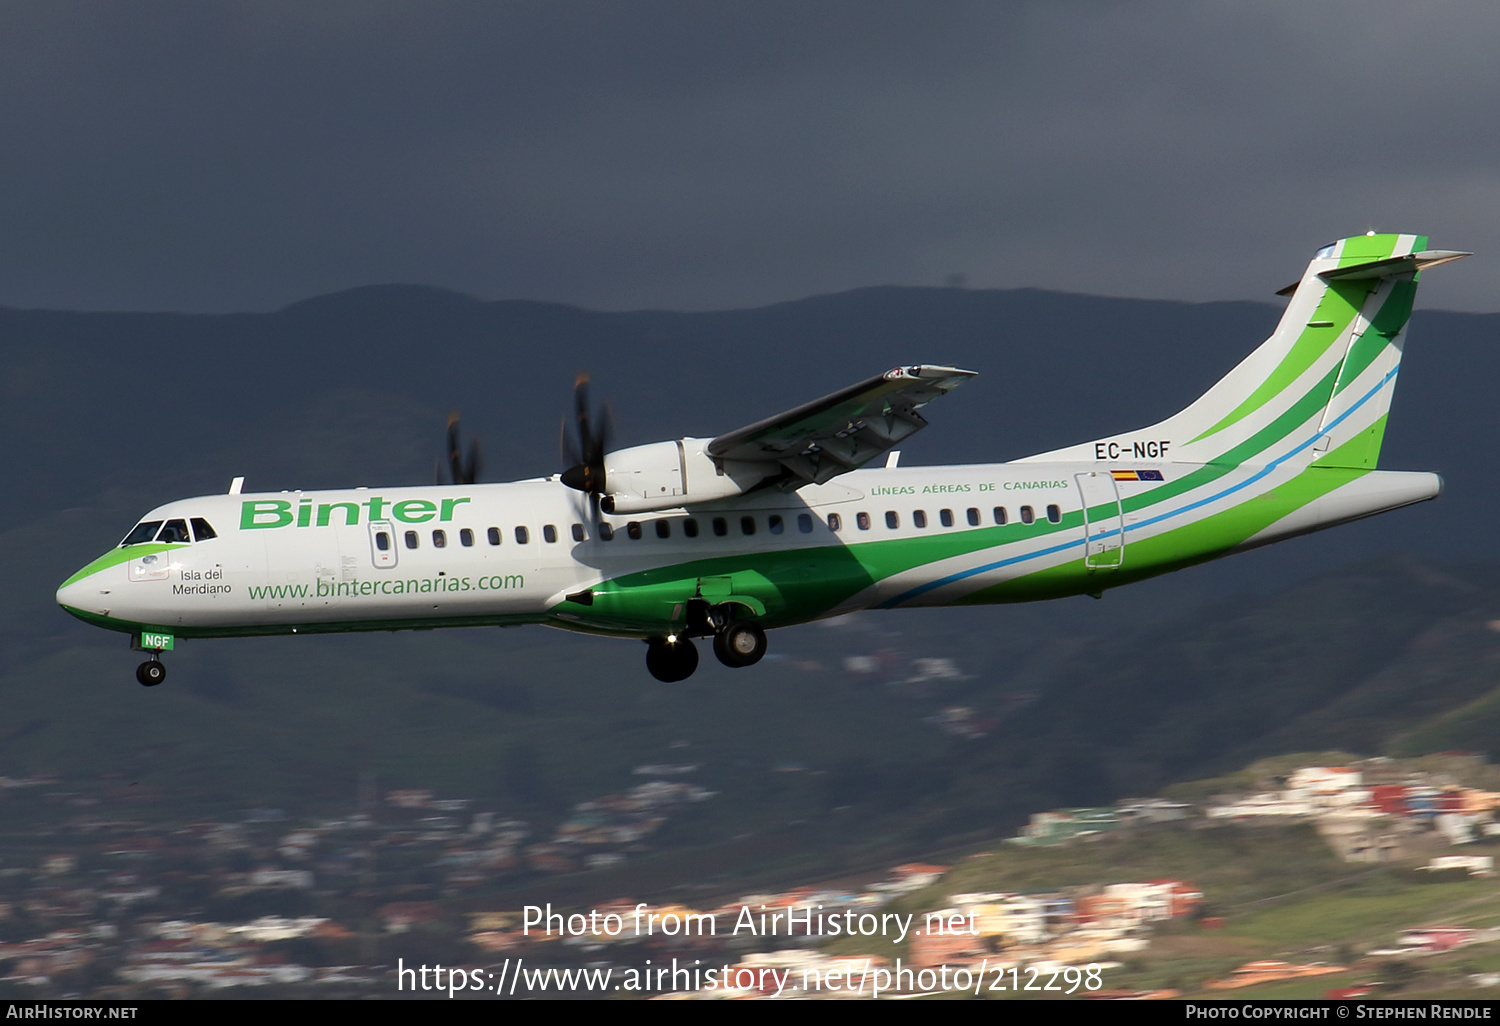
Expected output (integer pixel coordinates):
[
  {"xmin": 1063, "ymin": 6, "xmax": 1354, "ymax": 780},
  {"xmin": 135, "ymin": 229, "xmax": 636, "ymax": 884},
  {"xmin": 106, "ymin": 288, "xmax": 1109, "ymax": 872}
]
[{"xmin": 0, "ymin": 1, "xmax": 1494, "ymax": 313}]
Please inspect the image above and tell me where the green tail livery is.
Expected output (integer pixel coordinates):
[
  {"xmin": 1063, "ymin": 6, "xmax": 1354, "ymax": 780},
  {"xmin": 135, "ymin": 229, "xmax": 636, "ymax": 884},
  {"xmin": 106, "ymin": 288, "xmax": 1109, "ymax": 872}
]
[{"xmin": 57, "ymin": 233, "xmax": 1466, "ymax": 685}]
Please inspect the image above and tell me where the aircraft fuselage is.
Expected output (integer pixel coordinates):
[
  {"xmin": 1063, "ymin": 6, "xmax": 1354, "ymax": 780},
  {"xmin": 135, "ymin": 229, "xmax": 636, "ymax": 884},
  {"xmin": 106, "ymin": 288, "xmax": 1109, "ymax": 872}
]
[{"xmin": 56, "ymin": 458, "xmax": 1440, "ymax": 643}]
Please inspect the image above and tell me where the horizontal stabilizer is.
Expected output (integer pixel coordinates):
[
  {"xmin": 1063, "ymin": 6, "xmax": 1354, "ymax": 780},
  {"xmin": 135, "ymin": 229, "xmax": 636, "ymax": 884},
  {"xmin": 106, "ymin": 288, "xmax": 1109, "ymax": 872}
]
[
  {"xmin": 1319, "ymin": 249, "xmax": 1470, "ymax": 282},
  {"xmin": 1278, "ymin": 249, "xmax": 1468, "ymax": 295}
]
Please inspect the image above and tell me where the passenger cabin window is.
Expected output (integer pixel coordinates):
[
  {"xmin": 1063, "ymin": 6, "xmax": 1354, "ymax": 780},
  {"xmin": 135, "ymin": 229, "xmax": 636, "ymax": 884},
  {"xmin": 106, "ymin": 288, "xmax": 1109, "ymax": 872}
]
[
  {"xmin": 598, "ymin": 522, "xmax": 614, "ymax": 541},
  {"xmin": 121, "ymin": 521, "xmax": 163, "ymax": 546},
  {"xmin": 627, "ymin": 521, "xmax": 643, "ymax": 540},
  {"xmin": 572, "ymin": 524, "xmax": 586, "ymax": 542},
  {"xmin": 885, "ymin": 511, "xmax": 899, "ymax": 529},
  {"xmin": 432, "ymin": 529, "xmax": 447, "ymax": 548},
  {"xmin": 487, "ymin": 527, "xmax": 502, "ymax": 545},
  {"xmin": 712, "ymin": 517, "xmax": 728, "ymax": 537},
  {"xmin": 543, "ymin": 524, "xmax": 557, "ymax": 543},
  {"xmin": 939, "ymin": 509, "xmax": 954, "ymax": 528},
  {"xmin": 683, "ymin": 518, "xmax": 699, "ymax": 538},
  {"xmin": 768, "ymin": 515, "xmax": 783, "ymax": 535},
  {"xmin": 1020, "ymin": 506, "xmax": 1035, "ymax": 525},
  {"xmin": 514, "ymin": 526, "xmax": 529, "ymax": 544},
  {"xmin": 656, "ymin": 520, "xmax": 671, "ymax": 539},
  {"xmin": 856, "ymin": 512, "xmax": 871, "ymax": 531},
  {"xmin": 966, "ymin": 508, "xmax": 980, "ymax": 527},
  {"xmin": 405, "ymin": 530, "xmax": 419, "ymax": 549},
  {"xmin": 1046, "ymin": 504, "xmax": 1061, "ymax": 524},
  {"xmin": 741, "ymin": 516, "xmax": 756, "ymax": 535},
  {"xmin": 913, "ymin": 510, "xmax": 927, "ymax": 529},
  {"xmin": 190, "ymin": 517, "xmax": 217, "ymax": 541},
  {"xmin": 375, "ymin": 531, "xmax": 391, "ymax": 552},
  {"xmin": 460, "ymin": 528, "xmax": 474, "ymax": 547},
  {"xmin": 798, "ymin": 514, "xmax": 813, "ymax": 533},
  {"xmin": 157, "ymin": 519, "xmax": 191, "ymax": 544},
  {"xmin": 827, "ymin": 513, "xmax": 842, "ymax": 532},
  {"xmin": 993, "ymin": 506, "xmax": 1007, "ymax": 525}
]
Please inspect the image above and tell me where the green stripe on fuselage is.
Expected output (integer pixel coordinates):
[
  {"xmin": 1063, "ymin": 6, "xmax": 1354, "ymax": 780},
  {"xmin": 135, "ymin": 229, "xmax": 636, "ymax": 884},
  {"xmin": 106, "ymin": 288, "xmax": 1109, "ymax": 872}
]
[
  {"xmin": 58, "ymin": 604, "xmax": 549, "ymax": 639},
  {"xmin": 564, "ymin": 509, "xmax": 1098, "ymax": 632},
  {"xmin": 959, "ymin": 430, "xmax": 1381, "ymax": 604},
  {"xmin": 60, "ymin": 543, "xmax": 187, "ymax": 588},
  {"xmin": 569, "ymin": 545, "xmax": 879, "ymax": 631}
]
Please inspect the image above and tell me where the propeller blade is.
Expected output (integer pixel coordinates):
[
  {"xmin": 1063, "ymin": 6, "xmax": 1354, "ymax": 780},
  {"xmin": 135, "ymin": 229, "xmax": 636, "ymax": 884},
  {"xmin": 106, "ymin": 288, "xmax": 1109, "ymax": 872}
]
[
  {"xmin": 447, "ymin": 413, "xmax": 464, "ymax": 485},
  {"xmin": 561, "ymin": 373, "xmax": 612, "ymax": 503},
  {"xmin": 574, "ymin": 373, "xmax": 592, "ymax": 453},
  {"xmin": 464, "ymin": 439, "xmax": 481, "ymax": 485},
  {"xmin": 443, "ymin": 412, "xmax": 481, "ymax": 485}
]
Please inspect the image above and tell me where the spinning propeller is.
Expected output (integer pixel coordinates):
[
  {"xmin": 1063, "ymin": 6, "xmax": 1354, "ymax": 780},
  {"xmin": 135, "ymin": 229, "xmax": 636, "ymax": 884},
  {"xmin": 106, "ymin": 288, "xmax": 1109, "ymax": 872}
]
[
  {"xmin": 560, "ymin": 373, "xmax": 613, "ymax": 519},
  {"xmin": 438, "ymin": 411, "xmax": 482, "ymax": 485}
]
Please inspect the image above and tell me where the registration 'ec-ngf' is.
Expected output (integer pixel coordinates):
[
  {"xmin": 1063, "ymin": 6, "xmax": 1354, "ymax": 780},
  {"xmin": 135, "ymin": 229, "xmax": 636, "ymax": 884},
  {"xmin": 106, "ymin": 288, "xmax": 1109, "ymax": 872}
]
[{"xmin": 57, "ymin": 233, "xmax": 1466, "ymax": 685}]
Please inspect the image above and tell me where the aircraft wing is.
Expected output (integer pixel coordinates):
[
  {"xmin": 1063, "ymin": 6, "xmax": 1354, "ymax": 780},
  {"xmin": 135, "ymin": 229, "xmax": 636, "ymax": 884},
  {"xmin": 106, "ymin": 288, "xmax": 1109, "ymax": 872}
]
[{"xmin": 707, "ymin": 365, "xmax": 976, "ymax": 486}]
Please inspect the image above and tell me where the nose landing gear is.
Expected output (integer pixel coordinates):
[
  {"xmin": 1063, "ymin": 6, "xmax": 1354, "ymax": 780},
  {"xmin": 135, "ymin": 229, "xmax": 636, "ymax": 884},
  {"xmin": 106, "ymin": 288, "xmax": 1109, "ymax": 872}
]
[
  {"xmin": 135, "ymin": 660, "xmax": 166, "ymax": 687},
  {"xmin": 130, "ymin": 633, "xmax": 170, "ymax": 687}
]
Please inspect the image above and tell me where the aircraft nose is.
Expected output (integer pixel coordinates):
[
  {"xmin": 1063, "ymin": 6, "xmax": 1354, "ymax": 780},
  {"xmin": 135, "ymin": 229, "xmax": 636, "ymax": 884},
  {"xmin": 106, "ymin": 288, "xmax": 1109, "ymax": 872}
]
[
  {"xmin": 57, "ymin": 562, "xmax": 113, "ymax": 618},
  {"xmin": 56, "ymin": 575, "xmax": 90, "ymax": 612}
]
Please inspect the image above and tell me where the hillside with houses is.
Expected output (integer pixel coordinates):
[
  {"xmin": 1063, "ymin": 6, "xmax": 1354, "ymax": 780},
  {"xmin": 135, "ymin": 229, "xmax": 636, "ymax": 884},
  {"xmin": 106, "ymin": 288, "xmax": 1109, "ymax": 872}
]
[{"xmin": 7, "ymin": 753, "xmax": 1500, "ymax": 998}]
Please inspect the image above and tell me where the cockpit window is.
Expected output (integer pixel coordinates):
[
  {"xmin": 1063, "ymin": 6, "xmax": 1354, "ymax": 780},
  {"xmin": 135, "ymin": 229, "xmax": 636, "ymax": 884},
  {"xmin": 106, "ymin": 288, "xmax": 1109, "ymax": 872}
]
[
  {"xmin": 155, "ymin": 519, "xmax": 191, "ymax": 544},
  {"xmin": 120, "ymin": 521, "xmax": 163, "ymax": 546},
  {"xmin": 191, "ymin": 518, "xmax": 217, "ymax": 541}
]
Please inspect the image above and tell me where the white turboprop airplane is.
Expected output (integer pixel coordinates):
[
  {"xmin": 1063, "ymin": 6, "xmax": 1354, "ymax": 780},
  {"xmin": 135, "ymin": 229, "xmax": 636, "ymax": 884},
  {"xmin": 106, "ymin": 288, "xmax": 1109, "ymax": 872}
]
[{"xmin": 58, "ymin": 233, "xmax": 1465, "ymax": 686}]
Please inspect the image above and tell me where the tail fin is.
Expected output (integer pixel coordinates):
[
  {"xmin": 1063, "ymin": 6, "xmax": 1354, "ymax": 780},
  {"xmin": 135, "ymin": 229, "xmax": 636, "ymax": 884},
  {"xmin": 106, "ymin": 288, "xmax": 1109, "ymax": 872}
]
[{"xmin": 1020, "ymin": 233, "xmax": 1466, "ymax": 468}]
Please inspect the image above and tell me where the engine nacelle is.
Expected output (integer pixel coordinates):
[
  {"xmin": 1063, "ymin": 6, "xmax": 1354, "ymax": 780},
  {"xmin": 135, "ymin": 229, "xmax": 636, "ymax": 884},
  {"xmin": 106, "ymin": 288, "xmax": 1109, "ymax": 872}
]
[{"xmin": 601, "ymin": 438, "xmax": 773, "ymax": 514}]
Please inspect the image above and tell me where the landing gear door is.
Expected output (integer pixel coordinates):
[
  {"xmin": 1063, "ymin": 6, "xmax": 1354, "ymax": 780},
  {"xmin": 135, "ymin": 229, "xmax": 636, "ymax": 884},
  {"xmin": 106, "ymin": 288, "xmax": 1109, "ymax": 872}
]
[
  {"xmin": 1075, "ymin": 472, "xmax": 1124, "ymax": 570},
  {"xmin": 370, "ymin": 520, "xmax": 398, "ymax": 569}
]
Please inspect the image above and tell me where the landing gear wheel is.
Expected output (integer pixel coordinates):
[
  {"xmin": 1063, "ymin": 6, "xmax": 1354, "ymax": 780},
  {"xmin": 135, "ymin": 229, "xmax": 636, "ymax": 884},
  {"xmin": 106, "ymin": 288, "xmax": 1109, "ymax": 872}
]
[
  {"xmin": 713, "ymin": 621, "xmax": 767, "ymax": 668},
  {"xmin": 136, "ymin": 660, "xmax": 166, "ymax": 687},
  {"xmin": 645, "ymin": 637, "xmax": 699, "ymax": 683}
]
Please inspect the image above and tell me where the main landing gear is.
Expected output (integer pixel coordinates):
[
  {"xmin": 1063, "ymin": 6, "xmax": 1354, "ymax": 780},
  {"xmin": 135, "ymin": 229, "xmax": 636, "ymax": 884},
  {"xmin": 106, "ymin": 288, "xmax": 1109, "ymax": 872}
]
[
  {"xmin": 645, "ymin": 635, "xmax": 699, "ymax": 683},
  {"xmin": 644, "ymin": 607, "xmax": 769, "ymax": 682},
  {"xmin": 713, "ymin": 620, "xmax": 767, "ymax": 668},
  {"xmin": 135, "ymin": 659, "xmax": 166, "ymax": 687}
]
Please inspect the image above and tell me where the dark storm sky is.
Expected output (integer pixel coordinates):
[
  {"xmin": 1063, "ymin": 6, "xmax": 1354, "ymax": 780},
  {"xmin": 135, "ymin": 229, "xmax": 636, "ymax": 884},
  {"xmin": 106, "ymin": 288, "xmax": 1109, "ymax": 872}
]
[{"xmin": 2, "ymin": 1, "xmax": 1495, "ymax": 314}]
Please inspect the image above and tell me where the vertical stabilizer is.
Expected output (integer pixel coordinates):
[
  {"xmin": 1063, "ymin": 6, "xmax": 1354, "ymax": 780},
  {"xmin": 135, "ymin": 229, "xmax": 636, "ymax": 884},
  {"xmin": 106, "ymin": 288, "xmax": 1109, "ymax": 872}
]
[{"xmin": 1018, "ymin": 234, "xmax": 1466, "ymax": 469}]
